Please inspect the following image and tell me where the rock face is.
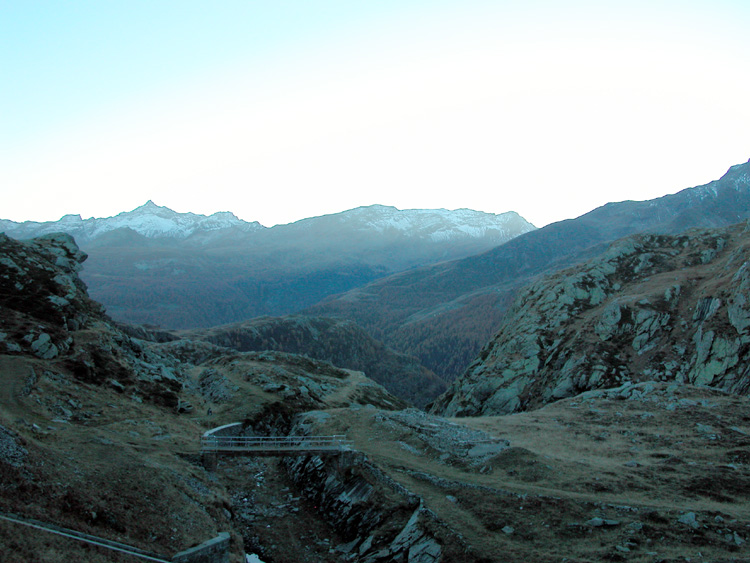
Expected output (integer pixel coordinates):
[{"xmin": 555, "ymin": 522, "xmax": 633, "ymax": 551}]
[
  {"xmin": 432, "ymin": 221, "xmax": 750, "ymax": 416},
  {"xmin": 0, "ymin": 232, "xmax": 89, "ymax": 355},
  {"xmin": 283, "ymin": 416, "xmax": 447, "ymax": 563},
  {"xmin": 0, "ymin": 232, "xmax": 186, "ymax": 408}
]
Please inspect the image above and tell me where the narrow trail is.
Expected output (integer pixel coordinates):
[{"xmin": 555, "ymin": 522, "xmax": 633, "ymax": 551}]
[{"xmin": 0, "ymin": 356, "xmax": 37, "ymax": 418}]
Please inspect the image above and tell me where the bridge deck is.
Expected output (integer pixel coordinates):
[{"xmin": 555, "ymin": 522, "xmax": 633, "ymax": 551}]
[{"xmin": 200, "ymin": 435, "xmax": 352, "ymax": 456}]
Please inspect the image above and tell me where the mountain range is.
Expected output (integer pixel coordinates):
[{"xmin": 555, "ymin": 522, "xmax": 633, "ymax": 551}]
[
  {"xmin": 0, "ymin": 201, "xmax": 263, "ymax": 242},
  {"xmin": 5, "ymin": 159, "xmax": 750, "ymax": 406},
  {"xmin": 0, "ymin": 202, "xmax": 535, "ymax": 329}
]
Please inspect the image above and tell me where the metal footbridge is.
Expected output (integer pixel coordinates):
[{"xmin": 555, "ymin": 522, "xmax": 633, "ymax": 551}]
[{"xmin": 200, "ymin": 434, "xmax": 353, "ymax": 457}]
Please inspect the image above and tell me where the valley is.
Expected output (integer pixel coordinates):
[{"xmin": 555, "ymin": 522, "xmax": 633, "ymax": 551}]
[
  {"xmin": 2, "ymin": 161, "xmax": 750, "ymax": 561},
  {"xmin": 0, "ymin": 203, "xmax": 534, "ymax": 331}
]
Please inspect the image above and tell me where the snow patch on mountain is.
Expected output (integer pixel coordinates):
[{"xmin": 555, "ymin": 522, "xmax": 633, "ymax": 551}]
[{"xmin": 302, "ymin": 204, "xmax": 536, "ymax": 242}]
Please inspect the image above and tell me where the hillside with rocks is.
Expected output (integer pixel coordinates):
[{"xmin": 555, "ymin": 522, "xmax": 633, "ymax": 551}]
[
  {"xmin": 3, "ymin": 232, "xmax": 750, "ymax": 562},
  {"xmin": 308, "ymin": 159, "xmax": 750, "ymax": 384},
  {"xmin": 431, "ymin": 221, "xmax": 750, "ymax": 417},
  {"xmin": 0, "ymin": 202, "xmax": 534, "ymax": 329},
  {"xmin": 0, "ymin": 232, "xmax": 425, "ymax": 561},
  {"xmin": 0, "ymin": 232, "xmax": 186, "ymax": 410},
  {"xmin": 175, "ymin": 315, "xmax": 446, "ymax": 408}
]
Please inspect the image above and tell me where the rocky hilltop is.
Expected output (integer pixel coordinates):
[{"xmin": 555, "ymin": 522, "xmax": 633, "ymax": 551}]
[{"xmin": 432, "ymin": 221, "xmax": 750, "ymax": 416}]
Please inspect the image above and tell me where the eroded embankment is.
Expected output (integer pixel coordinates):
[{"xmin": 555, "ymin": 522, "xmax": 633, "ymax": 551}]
[
  {"xmin": 284, "ymin": 452, "xmax": 449, "ymax": 563},
  {"xmin": 276, "ymin": 408, "xmax": 491, "ymax": 563}
]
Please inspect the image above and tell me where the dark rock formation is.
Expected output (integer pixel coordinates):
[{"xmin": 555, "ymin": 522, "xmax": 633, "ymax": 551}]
[
  {"xmin": 0, "ymin": 232, "xmax": 186, "ymax": 408},
  {"xmin": 283, "ymin": 424, "xmax": 450, "ymax": 563}
]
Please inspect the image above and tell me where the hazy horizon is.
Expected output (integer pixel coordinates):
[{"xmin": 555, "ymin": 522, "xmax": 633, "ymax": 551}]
[{"xmin": 3, "ymin": 1, "xmax": 750, "ymax": 228}]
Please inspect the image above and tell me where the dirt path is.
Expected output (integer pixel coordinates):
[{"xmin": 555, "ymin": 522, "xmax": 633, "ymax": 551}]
[
  {"xmin": 0, "ymin": 355, "xmax": 37, "ymax": 418},
  {"xmin": 322, "ymin": 369, "xmax": 369, "ymax": 406}
]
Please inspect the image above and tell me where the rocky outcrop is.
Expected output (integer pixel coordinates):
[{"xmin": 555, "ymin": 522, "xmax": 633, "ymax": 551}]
[
  {"xmin": 432, "ymin": 221, "xmax": 750, "ymax": 416},
  {"xmin": 284, "ymin": 448, "xmax": 445, "ymax": 562},
  {"xmin": 0, "ymin": 233, "xmax": 186, "ymax": 408},
  {"xmin": 0, "ymin": 232, "xmax": 91, "ymax": 357}
]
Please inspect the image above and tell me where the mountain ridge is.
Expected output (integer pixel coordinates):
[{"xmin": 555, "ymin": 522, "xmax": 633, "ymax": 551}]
[
  {"xmin": 0, "ymin": 203, "xmax": 535, "ymax": 329},
  {"xmin": 307, "ymin": 159, "xmax": 750, "ymax": 383},
  {"xmin": 0, "ymin": 200, "xmax": 262, "ymax": 242},
  {"xmin": 0, "ymin": 202, "xmax": 534, "ymax": 246}
]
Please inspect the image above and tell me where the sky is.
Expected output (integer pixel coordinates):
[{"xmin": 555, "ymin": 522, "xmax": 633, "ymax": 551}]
[{"xmin": 2, "ymin": 0, "xmax": 750, "ymax": 228}]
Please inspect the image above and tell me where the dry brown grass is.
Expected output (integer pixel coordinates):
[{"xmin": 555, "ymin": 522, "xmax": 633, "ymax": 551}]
[
  {"xmin": 0, "ymin": 337, "xmax": 409, "ymax": 562},
  {"xmin": 304, "ymin": 385, "xmax": 750, "ymax": 562},
  {"xmin": 4, "ymin": 330, "xmax": 750, "ymax": 563}
]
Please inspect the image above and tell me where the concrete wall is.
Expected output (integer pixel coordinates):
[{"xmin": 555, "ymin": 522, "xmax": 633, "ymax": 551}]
[{"xmin": 171, "ymin": 532, "xmax": 230, "ymax": 563}]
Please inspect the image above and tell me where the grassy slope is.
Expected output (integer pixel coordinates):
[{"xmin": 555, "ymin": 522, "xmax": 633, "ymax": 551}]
[{"xmin": 308, "ymin": 385, "xmax": 750, "ymax": 562}]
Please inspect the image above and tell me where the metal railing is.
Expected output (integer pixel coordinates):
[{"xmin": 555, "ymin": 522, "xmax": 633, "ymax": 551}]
[
  {"xmin": 200, "ymin": 435, "xmax": 352, "ymax": 454},
  {"xmin": 0, "ymin": 512, "xmax": 170, "ymax": 562}
]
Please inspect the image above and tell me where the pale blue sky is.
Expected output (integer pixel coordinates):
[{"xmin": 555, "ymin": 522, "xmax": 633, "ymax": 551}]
[{"xmin": 3, "ymin": 1, "xmax": 750, "ymax": 227}]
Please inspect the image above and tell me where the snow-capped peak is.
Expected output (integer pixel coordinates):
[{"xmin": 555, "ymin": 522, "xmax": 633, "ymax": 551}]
[
  {"xmin": 0, "ymin": 202, "xmax": 264, "ymax": 243},
  {"xmin": 102, "ymin": 201, "xmax": 255, "ymax": 238},
  {"xmin": 288, "ymin": 204, "xmax": 536, "ymax": 242},
  {"xmin": 0, "ymin": 202, "xmax": 536, "ymax": 248}
]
